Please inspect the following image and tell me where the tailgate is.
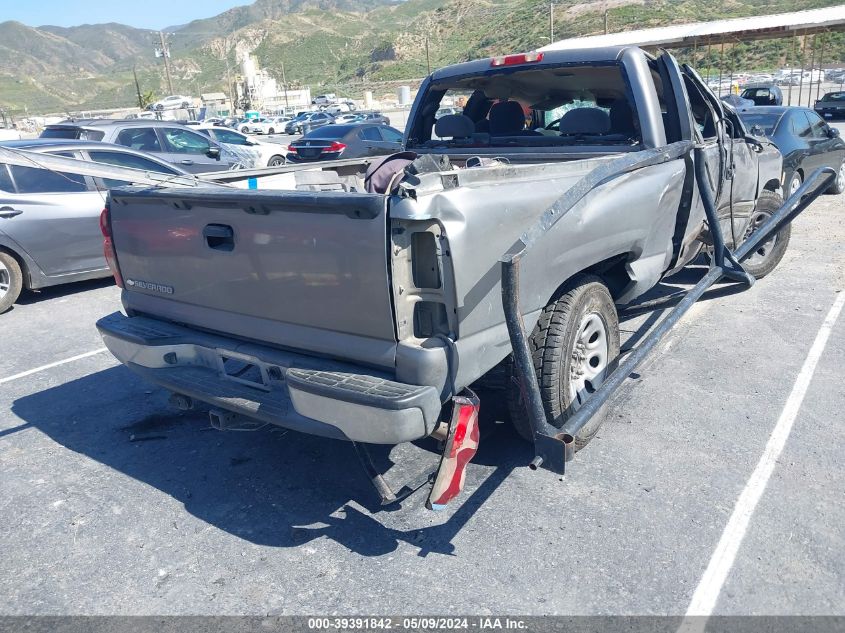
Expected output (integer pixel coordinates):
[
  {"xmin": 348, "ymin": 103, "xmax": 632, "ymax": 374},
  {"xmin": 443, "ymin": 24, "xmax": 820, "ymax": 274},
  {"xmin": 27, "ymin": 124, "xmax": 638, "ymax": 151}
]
[{"xmin": 109, "ymin": 187, "xmax": 396, "ymax": 361}]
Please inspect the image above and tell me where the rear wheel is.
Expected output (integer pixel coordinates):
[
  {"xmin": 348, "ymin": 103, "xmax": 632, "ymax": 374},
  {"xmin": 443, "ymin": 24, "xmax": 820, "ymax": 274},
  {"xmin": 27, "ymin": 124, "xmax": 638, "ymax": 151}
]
[
  {"xmin": 827, "ymin": 161, "xmax": 845, "ymax": 195},
  {"xmin": 267, "ymin": 127, "xmax": 275, "ymax": 135},
  {"xmin": 787, "ymin": 171, "xmax": 802, "ymax": 197},
  {"xmin": 506, "ymin": 275, "xmax": 620, "ymax": 451},
  {"xmin": 0, "ymin": 251, "xmax": 23, "ymax": 314},
  {"xmin": 740, "ymin": 190, "xmax": 791, "ymax": 280},
  {"xmin": 268, "ymin": 155, "xmax": 285, "ymax": 167}
]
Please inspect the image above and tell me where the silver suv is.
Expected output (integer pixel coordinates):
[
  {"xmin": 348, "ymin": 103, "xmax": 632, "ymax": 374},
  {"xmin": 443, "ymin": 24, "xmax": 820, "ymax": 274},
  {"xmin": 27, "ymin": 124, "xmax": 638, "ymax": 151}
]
[{"xmin": 40, "ymin": 119, "xmax": 235, "ymax": 173}]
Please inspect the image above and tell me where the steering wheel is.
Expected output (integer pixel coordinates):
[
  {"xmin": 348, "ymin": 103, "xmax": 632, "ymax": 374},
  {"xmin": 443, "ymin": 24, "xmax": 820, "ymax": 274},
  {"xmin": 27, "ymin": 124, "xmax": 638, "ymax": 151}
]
[{"xmin": 545, "ymin": 117, "xmax": 563, "ymax": 131}]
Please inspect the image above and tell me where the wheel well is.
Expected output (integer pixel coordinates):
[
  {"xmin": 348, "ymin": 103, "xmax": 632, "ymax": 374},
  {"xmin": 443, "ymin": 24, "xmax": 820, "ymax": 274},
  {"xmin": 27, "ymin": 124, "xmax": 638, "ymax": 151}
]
[
  {"xmin": 0, "ymin": 245, "xmax": 30, "ymax": 289},
  {"xmin": 547, "ymin": 254, "xmax": 632, "ymax": 305},
  {"xmin": 762, "ymin": 177, "xmax": 781, "ymax": 192}
]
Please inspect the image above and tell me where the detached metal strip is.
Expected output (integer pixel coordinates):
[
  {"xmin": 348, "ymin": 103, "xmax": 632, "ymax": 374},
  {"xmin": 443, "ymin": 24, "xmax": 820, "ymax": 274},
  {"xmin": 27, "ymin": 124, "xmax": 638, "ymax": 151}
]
[
  {"xmin": 501, "ymin": 141, "xmax": 693, "ymax": 473},
  {"xmin": 198, "ymin": 157, "xmax": 378, "ymax": 182}
]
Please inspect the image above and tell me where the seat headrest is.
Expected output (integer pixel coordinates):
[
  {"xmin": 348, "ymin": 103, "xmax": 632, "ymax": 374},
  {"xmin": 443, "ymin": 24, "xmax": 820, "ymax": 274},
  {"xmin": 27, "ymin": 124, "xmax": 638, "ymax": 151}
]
[
  {"xmin": 488, "ymin": 101, "xmax": 527, "ymax": 136},
  {"xmin": 558, "ymin": 107, "xmax": 611, "ymax": 135},
  {"xmin": 609, "ymin": 99, "xmax": 637, "ymax": 135},
  {"xmin": 435, "ymin": 114, "xmax": 474, "ymax": 139}
]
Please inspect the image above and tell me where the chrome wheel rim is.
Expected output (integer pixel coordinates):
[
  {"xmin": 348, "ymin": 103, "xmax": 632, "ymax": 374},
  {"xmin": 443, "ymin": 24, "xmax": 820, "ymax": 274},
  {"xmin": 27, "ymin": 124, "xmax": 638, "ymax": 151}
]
[
  {"xmin": 837, "ymin": 163, "xmax": 845, "ymax": 192},
  {"xmin": 0, "ymin": 259, "xmax": 9, "ymax": 299},
  {"xmin": 789, "ymin": 174, "xmax": 802, "ymax": 196},
  {"xmin": 744, "ymin": 210, "xmax": 777, "ymax": 266},
  {"xmin": 569, "ymin": 312, "xmax": 609, "ymax": 409}
]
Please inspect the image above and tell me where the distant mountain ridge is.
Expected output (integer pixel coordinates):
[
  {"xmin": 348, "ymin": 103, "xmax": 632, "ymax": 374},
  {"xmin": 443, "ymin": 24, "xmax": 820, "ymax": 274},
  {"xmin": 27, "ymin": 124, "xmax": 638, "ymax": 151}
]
[{"xmin": 0, "ymin": 0, "xmax": 842, "ymax": 114}]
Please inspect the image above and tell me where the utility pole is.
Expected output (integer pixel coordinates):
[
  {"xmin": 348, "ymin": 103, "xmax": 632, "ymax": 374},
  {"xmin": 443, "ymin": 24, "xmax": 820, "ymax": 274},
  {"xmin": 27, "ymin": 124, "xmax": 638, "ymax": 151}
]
[
  {"xmin": 814, "ymin": 33, "xmax": 826, "ymax": 106},
  {"xmin": 157, "ymin": 31, "xmax": 174, "ymax": 95},
  {"xmin": 549, "ymin": 3, "xmax": 554, "ymax": 43},
  {"xmin": 604, "ymin": 9, "xmax": 609, "ymax": 34},
  {"xmin": 132, "ymin": 65, "xmax": 143, "ymax": 109},
  {"xmin": 798, "ymin": 32, "xmax": 809, "ymax": 107},
  {"xmin": 425, "ymin": 35, "xmax": 431, "ymax": 75},
  {"xmin": 281, "ymin": 60, "xmax": 290, "ymax": 111}
]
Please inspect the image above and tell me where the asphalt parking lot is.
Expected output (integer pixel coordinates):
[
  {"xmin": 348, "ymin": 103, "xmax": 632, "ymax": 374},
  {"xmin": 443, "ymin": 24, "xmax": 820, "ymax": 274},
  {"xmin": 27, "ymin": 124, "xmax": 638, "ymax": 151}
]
[{"xmin": 1, "ymin": 164, "xmax": 843, "ymax": 616}]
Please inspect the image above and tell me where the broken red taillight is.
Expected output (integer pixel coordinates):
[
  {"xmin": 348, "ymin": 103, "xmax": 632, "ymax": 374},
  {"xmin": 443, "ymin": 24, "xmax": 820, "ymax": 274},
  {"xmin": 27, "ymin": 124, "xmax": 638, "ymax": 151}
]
[
  {"xmin": 99, "ymin": 204, "xmax": 124, "ymax": 288},
  {"xmin": 426, "ymin": 393, "xmax": 481, "ymax": 511},
  {"xmin": 490, "ymin": 51, "xmax": 544, "ymax": 67}
]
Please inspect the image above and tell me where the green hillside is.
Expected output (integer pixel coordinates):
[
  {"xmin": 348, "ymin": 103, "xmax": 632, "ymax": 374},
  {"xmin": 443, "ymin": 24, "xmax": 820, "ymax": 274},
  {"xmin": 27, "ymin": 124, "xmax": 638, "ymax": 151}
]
[{"xmin": 0, "ymin": 0, "xmax": 843, "ymax": 115}]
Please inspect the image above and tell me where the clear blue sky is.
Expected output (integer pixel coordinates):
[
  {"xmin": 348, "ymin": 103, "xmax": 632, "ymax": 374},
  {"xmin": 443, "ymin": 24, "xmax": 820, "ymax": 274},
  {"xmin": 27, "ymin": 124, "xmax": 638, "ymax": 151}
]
[{"xmin": 1, "ymin": 0, "xmax": 247, "ymax": 30}]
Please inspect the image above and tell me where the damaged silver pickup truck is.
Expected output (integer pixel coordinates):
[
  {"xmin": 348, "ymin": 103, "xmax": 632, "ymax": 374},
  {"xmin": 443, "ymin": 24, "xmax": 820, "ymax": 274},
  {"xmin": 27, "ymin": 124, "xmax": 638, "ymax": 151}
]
[{"xmin": 96, "ymin": 47, "xmax": 820, "ymax": 510}]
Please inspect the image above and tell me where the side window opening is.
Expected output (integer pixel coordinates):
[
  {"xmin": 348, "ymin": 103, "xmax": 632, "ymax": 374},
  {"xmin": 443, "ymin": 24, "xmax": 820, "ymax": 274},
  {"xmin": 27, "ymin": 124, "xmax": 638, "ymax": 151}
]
[
  {"xmin": 0, "ymin": 164, "xmax": 14, "ymax": 192},
  {"xmin": 360, "ymin": 127, "xmax": 381, "ymax": 141},
  {"xmin": 10, "ymin": 164, "xmax": 87, "ymax": 194},
  {"xmin": 683, "ymin": 75, "xmax": 717, "ymax": 140},
  {"xmin": 116, "ymin": 127, "xmax": 161, "ymax": 152}
]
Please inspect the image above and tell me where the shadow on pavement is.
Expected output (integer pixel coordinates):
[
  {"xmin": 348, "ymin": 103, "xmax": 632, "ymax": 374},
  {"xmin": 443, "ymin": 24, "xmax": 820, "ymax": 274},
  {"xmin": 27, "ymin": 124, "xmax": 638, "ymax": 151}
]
[
  {"xmin": 16, "ymin": 277, "xmax": 115, "ymax": 306},
  {"xmin": 11, "ymin": 365, "xmax": 525, "ymax": 557}
]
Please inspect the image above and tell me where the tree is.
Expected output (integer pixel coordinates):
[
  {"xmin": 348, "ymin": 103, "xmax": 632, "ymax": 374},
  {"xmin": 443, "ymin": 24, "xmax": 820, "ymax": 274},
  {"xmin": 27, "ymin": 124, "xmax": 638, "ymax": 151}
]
[{"xmin": 140, "ymin": 91, "xmax": 157, "ymax": 109}]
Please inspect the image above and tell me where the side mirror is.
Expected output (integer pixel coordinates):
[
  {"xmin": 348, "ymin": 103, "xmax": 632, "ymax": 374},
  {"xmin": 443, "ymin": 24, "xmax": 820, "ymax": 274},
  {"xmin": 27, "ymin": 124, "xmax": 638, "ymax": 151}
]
[
  {"xmin": 745, "ymin": 135, "xmax": 765, "ymax": 153},
  {"xmin": 828, "ymin": 127, "xmax": 840, "ymax": 138},
  {"xmin": 207, "ymin": 146, "xmax": 221, "ymax": 159}
]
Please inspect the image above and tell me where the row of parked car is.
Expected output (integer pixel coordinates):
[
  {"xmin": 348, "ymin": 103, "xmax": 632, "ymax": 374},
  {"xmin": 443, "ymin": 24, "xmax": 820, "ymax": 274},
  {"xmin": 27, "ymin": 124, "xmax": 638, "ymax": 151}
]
[
  {"xmin": 199, "ymin": 111, "xmax": 392, "ymax": 136},
  {"xmin": 722, "ymin": 84, "xmax": 845, "ymax": 121}
]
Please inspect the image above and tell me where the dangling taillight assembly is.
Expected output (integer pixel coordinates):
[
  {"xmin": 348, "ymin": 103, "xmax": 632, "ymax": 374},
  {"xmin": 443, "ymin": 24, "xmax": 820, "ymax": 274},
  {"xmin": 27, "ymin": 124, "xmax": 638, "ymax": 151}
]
[
  {"xmin": 426, "ymin": 392, "xmax": 481, "ymax": 510},
  {"xmin": 99, "ymin": 203, "xmax": 124, "ymax": 288}
]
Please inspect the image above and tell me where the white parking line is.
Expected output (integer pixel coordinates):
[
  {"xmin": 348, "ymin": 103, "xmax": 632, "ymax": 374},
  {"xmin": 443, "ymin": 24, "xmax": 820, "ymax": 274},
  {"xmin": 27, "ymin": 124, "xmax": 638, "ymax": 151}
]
[
  {"xmin": 0, "ymin": 348, "xmax": 108, "ymax": 385},
  {"xmin": 684, "ymin": 290, "xmax": 845, "ymax": 620}
]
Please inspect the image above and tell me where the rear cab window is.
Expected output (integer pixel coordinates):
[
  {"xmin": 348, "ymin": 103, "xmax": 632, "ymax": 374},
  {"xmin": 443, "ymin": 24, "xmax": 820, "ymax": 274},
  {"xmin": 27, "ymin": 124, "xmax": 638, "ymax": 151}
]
[{"xmin": 407, "ymin": 60, "xmax": 642, "ymax": 152}]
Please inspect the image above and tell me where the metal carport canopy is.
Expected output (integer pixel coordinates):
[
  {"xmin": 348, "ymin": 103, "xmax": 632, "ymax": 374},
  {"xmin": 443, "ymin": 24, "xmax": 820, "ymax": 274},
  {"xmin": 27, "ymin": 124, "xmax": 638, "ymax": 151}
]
[{"xmin": 540, "ymin": 5, "xmax": 845, "ymax": 50}]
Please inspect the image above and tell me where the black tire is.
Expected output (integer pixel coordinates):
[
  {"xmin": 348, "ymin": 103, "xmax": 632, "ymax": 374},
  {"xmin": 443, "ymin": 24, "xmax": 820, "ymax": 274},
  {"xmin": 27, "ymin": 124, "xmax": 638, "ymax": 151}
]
[
  {"xmin": 268, "ymin": 155, "xmax": 285, "ymax": 167},
  {"xmin": 241, "ymin": 126, "xmax": 250, "ymax": 133},
  {"xmin": 739, "ymin": 190, "xmax": 791, "ymax": 280},
  {"xmin": 268, "ymin": 127, "xmax": 275, "ymax": 135},
  {"xmin": 181, "ymin": 101, "xmax": 189, "ymax": 109},
  {"xmin": 0, "ymin": 251, "xmax": 23, "ymax": 314},
  {"xmin": 826, "ymin": 161, "xmax": 845, "ymax": 195},
  {"xmin": 506, "ymin": 274, "xmax": 620, "ymax": 451}
]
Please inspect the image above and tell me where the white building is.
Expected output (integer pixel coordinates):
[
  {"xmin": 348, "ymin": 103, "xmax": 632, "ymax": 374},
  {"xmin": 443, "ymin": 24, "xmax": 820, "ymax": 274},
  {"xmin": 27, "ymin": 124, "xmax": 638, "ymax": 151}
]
[{"xmin": 237, "ymin": 51, "xmax": 312, "ymax": 113}]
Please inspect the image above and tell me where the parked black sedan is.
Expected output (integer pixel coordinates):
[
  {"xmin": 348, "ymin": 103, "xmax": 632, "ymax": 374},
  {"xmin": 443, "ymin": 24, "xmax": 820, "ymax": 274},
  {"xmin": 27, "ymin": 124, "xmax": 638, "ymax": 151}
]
[
  {"xmin": 739, "ymin": 106, "xmax": 845, "ymax": 196},
  {"xmin": 814, "ymin": 91, "xmax": 845, "ymax": 121},
  {"xmin": 286, "ymin": 123, "xmax": 403, "ymax": 163}
]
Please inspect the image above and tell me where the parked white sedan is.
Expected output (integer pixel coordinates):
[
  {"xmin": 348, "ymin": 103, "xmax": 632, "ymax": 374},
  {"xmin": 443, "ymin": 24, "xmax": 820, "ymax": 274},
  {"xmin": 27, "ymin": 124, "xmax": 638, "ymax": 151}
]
[
  {"xmin": 243, "ymin": 116, "xmax": 292, "ymax": 135},
  {"xmin": 149, "ymin": 95, "xmax": 194, "ymax": 111},
  {"xmin": 195, "ymin": 126, "xmax": 287, "ymax": 167}
]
